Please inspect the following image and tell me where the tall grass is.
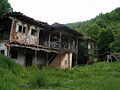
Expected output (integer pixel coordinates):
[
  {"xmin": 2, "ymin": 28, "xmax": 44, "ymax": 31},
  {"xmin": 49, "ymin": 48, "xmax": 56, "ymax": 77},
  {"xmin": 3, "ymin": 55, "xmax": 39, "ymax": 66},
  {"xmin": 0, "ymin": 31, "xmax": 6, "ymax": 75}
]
[{"xmin": 0, "ymin": 54, "xmax": 120, "ymax": 90}]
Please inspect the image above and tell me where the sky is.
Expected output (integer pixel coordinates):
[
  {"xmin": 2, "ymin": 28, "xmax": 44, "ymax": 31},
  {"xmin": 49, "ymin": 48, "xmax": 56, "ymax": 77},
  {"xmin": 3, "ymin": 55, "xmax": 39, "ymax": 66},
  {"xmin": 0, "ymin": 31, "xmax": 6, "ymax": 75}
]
[{"xmin": 9, "ymin": 0, "xmax": 120, "ymax": 24}]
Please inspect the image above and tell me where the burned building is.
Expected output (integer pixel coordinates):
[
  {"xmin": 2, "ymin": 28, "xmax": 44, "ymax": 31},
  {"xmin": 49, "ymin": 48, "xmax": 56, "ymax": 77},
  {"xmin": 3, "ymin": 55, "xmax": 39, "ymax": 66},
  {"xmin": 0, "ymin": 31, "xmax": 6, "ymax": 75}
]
[{"xmin": 0, "ymin": 12, "xmax": 83, "ymax": 69}]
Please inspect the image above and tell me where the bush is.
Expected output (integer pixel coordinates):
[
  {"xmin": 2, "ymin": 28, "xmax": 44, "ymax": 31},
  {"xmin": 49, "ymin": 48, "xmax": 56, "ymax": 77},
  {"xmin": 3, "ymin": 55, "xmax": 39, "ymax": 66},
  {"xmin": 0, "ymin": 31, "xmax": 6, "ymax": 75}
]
[{"xmin": 29, "ymin": 74, "xmax": 48, "ymax": 88}]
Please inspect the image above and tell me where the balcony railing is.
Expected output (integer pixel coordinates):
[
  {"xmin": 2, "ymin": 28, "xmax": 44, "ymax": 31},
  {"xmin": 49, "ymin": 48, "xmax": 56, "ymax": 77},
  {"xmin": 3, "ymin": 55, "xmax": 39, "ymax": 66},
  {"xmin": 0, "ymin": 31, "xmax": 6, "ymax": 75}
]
[{"xmin": 39, "ymin": 40, "xmax": 77, "ymax": 51}]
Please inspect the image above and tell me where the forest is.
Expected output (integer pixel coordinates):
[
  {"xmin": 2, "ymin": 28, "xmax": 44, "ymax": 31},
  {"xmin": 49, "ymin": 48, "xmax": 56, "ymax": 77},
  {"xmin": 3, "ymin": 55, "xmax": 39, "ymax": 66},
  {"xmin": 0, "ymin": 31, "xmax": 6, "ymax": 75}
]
[{"xmin": 66, "ymin": 8, "xmax": 120, "ymax": 62}]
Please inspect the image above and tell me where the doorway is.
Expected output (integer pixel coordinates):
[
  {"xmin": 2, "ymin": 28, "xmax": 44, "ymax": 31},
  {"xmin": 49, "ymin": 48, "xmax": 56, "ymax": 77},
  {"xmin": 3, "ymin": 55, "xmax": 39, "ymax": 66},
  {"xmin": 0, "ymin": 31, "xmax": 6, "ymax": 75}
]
[
  {"xmin": 26, "ymin": 54, "xmax": 33, "ymax": 67},
  {"xmin": 72, "ymin": 54, "xmax": 77, "ymax": 67}
]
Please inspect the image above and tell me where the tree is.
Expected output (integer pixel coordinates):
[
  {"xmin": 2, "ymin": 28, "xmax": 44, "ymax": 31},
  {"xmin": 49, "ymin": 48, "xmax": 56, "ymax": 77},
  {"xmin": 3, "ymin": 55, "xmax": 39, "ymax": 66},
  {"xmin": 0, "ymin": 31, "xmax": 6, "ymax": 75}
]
[
  {"xmin": 67, "ymin": 7, "xmax": 120, "ymax": 61},
  {"xmin": 0, "ymin": 0, "xmax": 12, "ymax": 16},
  {"xmin": 110, "ymin": 28, "xmax": 120, "ymax": 56},
  {"xmin": 85, "ymin": 23, "xmax": 101, "ymax": 40},
  {"xmin": 78, "ymin": 40, "xmax": 89, "ymax": 64},
  {"xmin": 97, "ymin": 28, "xmax": 115, "ymax": 54}
]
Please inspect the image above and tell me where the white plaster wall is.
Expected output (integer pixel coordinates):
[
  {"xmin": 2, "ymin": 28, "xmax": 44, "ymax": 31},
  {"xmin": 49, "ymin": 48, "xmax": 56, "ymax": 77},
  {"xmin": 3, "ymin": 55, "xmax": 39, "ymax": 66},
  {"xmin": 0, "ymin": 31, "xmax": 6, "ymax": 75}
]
[
  {"xmin": 0, "ymin": 43, "xmax": 8, "ymax": 56},
  {"xmin": 14, "ymin": 49, "xmax": 25, "ymax": 65},
  {"xmin": 61, "ymin": 53, "xmax": 69, "ymax": 69},
  {"xmin": 61, "ymin": 53, "xmax": 73, "ymax": 69},
  {"xmin": 69, "ymin": 53, "xmax": 73, "ymax": 68}
]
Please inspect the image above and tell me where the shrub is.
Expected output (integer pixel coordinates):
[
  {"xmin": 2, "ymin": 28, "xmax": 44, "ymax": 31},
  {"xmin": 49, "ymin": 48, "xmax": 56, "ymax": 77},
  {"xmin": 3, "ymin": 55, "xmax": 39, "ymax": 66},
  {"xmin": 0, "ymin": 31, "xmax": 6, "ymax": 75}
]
[{"xmin": 29, "ymin": 74, "xmax": 48, "ymax": 88}]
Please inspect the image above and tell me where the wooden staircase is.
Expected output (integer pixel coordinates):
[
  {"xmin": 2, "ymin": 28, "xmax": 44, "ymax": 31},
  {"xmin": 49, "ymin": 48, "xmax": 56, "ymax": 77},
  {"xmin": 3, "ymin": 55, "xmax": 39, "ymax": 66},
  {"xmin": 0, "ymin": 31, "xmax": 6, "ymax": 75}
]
[{"xmin": 49, "ymin": 50, "xmax": 67, "ymax": 68}]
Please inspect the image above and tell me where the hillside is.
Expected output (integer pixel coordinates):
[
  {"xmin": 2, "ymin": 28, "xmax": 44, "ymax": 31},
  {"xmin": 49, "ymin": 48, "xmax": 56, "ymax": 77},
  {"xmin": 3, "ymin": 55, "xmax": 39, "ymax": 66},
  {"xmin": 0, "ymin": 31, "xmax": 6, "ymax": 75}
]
[
  {"xmin": 66, "ymin": 7, "xmax": 120, "ymax": 56},
  {"xmin": 1, "ymin": 54, "xmax": 120, "ymax": 90}
]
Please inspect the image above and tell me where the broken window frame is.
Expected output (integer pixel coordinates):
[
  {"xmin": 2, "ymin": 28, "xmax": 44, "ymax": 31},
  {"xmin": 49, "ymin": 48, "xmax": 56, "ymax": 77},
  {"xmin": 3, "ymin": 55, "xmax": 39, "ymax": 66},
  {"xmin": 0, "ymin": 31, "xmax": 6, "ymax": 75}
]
[
  {"xmin": 17, "ymin": 24, "xmax": 27, "ymax": 33},
  {"xmin": 18, "ymin": 25, "xmax": 22, "ymax": 32},
  {"xmin": 23, "ymin": 26, "xmax": 26, "ymax": 33},
  {"xmin": 31, "ymin": 29, "xmax": 38, "ymax": 36}
]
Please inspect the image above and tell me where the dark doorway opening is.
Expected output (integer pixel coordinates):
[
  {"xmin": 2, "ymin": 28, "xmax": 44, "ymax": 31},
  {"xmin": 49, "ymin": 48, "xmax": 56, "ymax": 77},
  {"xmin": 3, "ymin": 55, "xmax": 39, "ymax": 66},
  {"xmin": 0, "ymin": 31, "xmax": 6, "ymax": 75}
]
[
  {"xmin": 11, "ymin": 50, "xmax": 17, "ymax": 59},
  {"xmin": 26, "ymin": 54, "xmax": 33, "ymax": 67},
  {"xmin": 0, "ymin": 50, "xmax": 5, "ymax": 55},
  {"xmin": 72, "ymin": 54, "xmax": 77, "ymax": 67}
]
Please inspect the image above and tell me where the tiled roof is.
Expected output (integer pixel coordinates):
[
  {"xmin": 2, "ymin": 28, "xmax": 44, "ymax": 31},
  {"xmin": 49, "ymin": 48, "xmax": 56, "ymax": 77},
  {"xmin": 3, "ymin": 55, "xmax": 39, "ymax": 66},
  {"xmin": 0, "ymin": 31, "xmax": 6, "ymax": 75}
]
[
  {"xmin": 51, "ymin": 23, "xmax": 83, "ymax": 36},
  {"xmin": 2, "ymin": 12, "xmax": 50, "ymax": 29}
]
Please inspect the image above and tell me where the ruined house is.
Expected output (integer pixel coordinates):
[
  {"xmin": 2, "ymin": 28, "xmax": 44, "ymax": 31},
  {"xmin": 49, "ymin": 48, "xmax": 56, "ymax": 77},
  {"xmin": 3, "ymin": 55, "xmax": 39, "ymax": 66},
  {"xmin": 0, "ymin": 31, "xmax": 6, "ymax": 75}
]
[
  {"xmin": 99, "ymin": 52, "xmax": 118, "ymax": 62},
  {"xmin": 77, "ymin": 37, "xmax": 95, "ymax": 64},
  {"xmin": 0, "ymin": 12, "xmax": 83, "ymax": 69}
]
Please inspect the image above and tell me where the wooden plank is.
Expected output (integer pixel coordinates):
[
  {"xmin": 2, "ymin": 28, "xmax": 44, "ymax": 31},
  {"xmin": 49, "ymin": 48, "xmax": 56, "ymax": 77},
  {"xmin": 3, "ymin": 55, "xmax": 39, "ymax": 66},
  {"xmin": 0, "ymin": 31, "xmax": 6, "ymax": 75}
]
[
  {"xmin": 59, "ymin": 32, "xmax": 62, "ymax": 49},
  {"xmin": 48, "ymin": 33, "xmax": 51, "ymax": 47}
]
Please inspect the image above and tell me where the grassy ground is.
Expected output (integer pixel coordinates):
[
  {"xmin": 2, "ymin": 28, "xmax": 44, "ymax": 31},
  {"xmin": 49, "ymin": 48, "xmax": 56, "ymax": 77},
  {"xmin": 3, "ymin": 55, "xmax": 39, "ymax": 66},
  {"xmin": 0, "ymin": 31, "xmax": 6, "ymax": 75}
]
[{"xmin": 0, "ymin": 54, "xmax": 120, "ymax": 90}]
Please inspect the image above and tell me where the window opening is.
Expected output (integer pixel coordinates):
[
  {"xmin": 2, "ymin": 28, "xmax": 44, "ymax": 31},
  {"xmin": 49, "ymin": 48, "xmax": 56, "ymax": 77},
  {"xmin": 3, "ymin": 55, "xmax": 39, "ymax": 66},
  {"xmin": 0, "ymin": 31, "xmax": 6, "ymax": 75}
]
[
  {"xmin": 23, "ymin": 27, "xmax": 26, "ymax": 33},
  {"xmin": 17, "ymin": 25, "xmax": 26, "ymax": 33},
  {"xmin": 31, "ymin": 29, "xmax": 38, "ymax": 36},
  {"xmin": 18, "ymin": 25, "xmax": 22, "ymax": 32}
]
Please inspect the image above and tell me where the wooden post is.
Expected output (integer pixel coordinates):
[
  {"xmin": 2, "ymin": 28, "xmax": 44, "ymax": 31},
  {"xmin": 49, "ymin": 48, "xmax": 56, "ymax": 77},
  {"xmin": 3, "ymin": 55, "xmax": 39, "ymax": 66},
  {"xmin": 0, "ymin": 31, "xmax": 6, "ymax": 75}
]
[
  {"xmin": 76, "ymin": 37, "xmax": 78, "ymax": 66},
  {"xmin": 76, "ymin": 53, "xmax": 78, "ymax": 66},
  {"xmin": 59, "ymin": 32, "xmax": 62, "ymax": 49},
  {"xmin": 34, "ymin": 50, "xmax": 37, "ymax": 64},
  {"xmin": 24, "ymin": 47, "xmax": 27, "ymax": 67},
  {"xmin": 76, "ymin": 37, "xmax": 78, "ymax": 50},
  {"xmin": 59, "ymin": 52, "xmax": 61, "ymax": 69},
  {"xmin": 7, "ymin": 46, "xmax": 11, "ymax": 57},
  {"xmin": 68, "ymin": 53, "xmax": 70, "ymax": 68},
  {"xmin": 48, "ymin": 33, "xmax": 51, "ymax": 47},
  {"xmin": 9, "ymin": 19, "xmax": 14, "ymax": 42},
  {"xmin": 68, "ymin": 36, "xmax": 71, "ymax": 49},
  {"xmin": 37, "ymin": 29, "xmax": 40, "ymax": 46},
  {"xmin": 46, "ymin": 52, "xmax": 48, "ymax": 66}
]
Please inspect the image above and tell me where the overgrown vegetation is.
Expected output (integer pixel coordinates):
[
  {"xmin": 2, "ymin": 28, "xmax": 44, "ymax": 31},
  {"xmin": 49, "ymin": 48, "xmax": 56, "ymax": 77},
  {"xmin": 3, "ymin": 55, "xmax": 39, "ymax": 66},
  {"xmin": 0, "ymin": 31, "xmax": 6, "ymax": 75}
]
[
  {"xmin": 1, "ymin": 54, "xmax": 120, "ymax": 90},
  {"xmin": 67, "ymin": 7, "xmax": 120, "ymax": 60},
  {"xmin": 0, "ymin": 0, "xmax": 13, "ymax": 16}
]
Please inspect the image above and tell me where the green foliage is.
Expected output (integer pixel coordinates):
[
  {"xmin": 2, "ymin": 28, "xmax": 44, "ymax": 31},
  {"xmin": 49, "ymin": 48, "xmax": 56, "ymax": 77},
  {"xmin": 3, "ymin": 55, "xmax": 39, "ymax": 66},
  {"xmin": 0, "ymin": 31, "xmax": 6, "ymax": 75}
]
[
  {"xmin": 0, "ymin": 0, "xmax": 13, "ymax": 16},
  {"xmin": 66, "ymin": 7, "xmax": 120, "ymax": 59},
  {"xmin": 98, "ymin": 28, "xmax": 115, "ymax": 54},
  {"xmin": 1, "ymin": 55, "xmax": 120, "ymax": 89},
  {"xmin": 29, "ymin": 74, "xmax": 47, "ymax": 88},
  {"xmin": 78, "ymin": 41, "xmax": 89, "ymax": 64},
  {"xmin": 85, "ymin": 23, "xmax": 101, "ymax": 40},
  {"xmin": 0, "ymin": 55, "xmax": 25, "ymax": 90}
]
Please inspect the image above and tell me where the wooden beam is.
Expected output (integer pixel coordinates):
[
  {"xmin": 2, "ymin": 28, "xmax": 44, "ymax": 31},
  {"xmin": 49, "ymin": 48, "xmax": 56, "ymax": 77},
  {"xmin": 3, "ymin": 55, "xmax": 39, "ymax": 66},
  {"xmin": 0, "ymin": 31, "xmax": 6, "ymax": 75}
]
[
  {"xmin": 34, "ymin": 50, "xmax": 37, "ymax": 64},
  {"xmin": 48, "ymin": 33, "xmax": 51, "ymax": 47},
  {"xmin": 24, "ymin": 47, "xmax": 27, "ymax": 67},
  {"xmin": 9, "ymin": 19, "xmax": 14, "ymax": 42},
  {"xmin": 59, "ymin": 32, "xmax": 62, "ymax": 49},
  {"xmin": 68, "ymin": 52, "xmax": 71, "ymax": 68},
  {"xmin": 7, "ymin": 46, "xmax": 11, "ymax": 57},
  {"xmin": 46, "ymin": 52, "xmax": 48, "ymax": 66},
  {"xmin": 37, "ymin": 29, "xmax": 40, "ymax": 46},
  {"xmin": 76, "ymin": 37, "xmax": 78, "ymax": 51},
  {"xmin": 76, "ymin": 53, "xmax": 78, "ymax": 66},
  {"xmin": 68, "ymin": 36, "xmax": 71, "ymax": 49}
]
